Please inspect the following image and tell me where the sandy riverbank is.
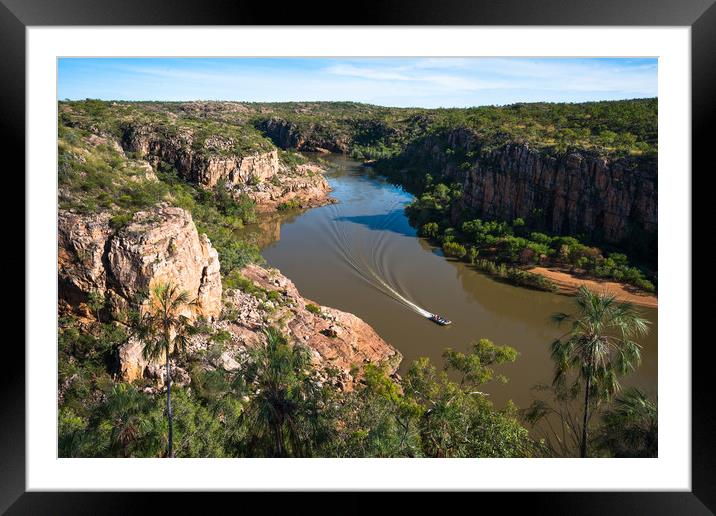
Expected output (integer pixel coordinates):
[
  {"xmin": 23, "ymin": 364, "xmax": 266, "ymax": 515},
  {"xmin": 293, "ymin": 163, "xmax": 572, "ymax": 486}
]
[{"xmin": 529, "ymin": 267, "xmax": 658, "ymax": 308}]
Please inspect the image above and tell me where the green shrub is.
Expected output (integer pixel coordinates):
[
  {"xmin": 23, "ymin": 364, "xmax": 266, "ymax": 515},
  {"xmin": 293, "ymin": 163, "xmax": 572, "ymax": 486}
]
[
  {"xmin": 421, "ymin": 222, "xmax": 439, "ymax": 239},
  {"xmin": 442, "ymin": 241, "xmax": 467, "ymax": 259},
  {"xmin": 306, "ymin": 303, "xmax": 321, "ymax": 315},
  {"xmin": 224, "ymin": 270, "xmax": 258, "ymax": 293},
  {"xmin": 505, "ymin": 269, "xmax": 558, "ymax": 292},
  {"xmin": 109, "ymin": 213, "xmax": 133, "ymax": 230},
  {"xmin": 277, "ymin": 199, "xmax": 301, "ymax": 211}
]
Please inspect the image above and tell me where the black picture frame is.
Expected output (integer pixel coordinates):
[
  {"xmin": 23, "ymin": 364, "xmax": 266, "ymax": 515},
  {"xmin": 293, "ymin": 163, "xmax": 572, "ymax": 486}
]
[{"xmin": 4, "ymin": 0, "xmax": 714, "ymax": 513}]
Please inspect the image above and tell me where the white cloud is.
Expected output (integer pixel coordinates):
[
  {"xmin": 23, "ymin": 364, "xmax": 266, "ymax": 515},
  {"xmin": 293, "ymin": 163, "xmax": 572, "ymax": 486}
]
[
  {"xmin": 322, "ymin": 58, "xmax": 656, "ymax": 99},
  {"xmin": 324, "ymin": 64, "xmax": 413, "ymax": 82},
  {"xmin": 59, "ymin": 57, "xmax": 657, "ymax": 107}
]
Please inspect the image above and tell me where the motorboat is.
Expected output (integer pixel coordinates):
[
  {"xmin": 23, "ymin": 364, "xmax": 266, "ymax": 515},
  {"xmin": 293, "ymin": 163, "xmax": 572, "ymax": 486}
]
[{"xmin": 428, "ymin": 314, "xmax": 452, "ymax": 326}]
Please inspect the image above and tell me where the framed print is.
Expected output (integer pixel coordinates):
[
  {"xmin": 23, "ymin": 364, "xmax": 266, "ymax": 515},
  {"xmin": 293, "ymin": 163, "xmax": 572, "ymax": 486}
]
[{"xmin": 5, "ymin": 0, "xmax": 715, "ymax": 512}]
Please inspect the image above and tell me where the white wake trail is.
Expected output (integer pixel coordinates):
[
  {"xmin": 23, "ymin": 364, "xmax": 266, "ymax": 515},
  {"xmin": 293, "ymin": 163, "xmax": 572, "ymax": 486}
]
[{"xmin": 330, "ymin": 200, "xmax": 434, "ymax": 319}]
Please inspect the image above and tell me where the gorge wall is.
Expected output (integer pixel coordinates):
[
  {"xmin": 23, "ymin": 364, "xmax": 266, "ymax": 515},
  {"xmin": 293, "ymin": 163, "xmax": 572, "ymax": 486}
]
[
  {"xmin": 252, "ymin": 116, "xmax": 657, "ymax": 250},
  {"xmin": 255, "ymin": 118, "xmax": 349, "ymax": 154},
  {"xmin": 121, "ymin": 124, "xmax": 279, "ymax": 188},
  {"xmin": 396, "ymin": 128, "xmax": 657, "ymax": 248}
]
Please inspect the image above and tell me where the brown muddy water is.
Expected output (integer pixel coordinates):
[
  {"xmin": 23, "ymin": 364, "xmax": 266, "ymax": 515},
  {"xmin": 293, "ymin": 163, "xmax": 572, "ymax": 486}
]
[{"xmin": 241, "ymin": 155, "xmax": 658, "ymax": 412}]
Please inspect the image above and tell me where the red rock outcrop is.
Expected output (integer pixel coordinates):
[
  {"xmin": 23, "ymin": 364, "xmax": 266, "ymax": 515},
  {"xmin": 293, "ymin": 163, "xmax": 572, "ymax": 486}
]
[
  {"xmin": 214, "ymin": 265, "xmax": 402, "ymax": 389},
  {"xmin": 58, "ymin": 204, "xmax": 222, "ymax": 321}
]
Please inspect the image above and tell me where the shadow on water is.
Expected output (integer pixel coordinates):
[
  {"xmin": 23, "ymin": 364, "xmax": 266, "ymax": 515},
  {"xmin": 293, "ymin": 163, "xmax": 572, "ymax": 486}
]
[{"xmin": 334, "ymin": 210, "xmax": 417, "ymax": 238}]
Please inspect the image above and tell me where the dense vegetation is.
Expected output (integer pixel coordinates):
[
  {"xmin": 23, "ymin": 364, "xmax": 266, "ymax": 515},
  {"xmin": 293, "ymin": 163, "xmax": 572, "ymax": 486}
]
[
  {"xmin": 59, "ymin": 308, "xmax": 537, "ymax": 458},
  {"xmin": 238, "ymin": 98, "xmax": 657, "ymax": 159},
  {"xmin": 57, "ymin": 99, "xmax": 657, "ymax": 458},
  {"xmin": 405, "ymin": 180, "xmax": 656, "ymax": 292},
  {"xmin": 240, "ymin": 98, "xmax": 657, "ymax": 159},
  {"xmin": 59, "ymin": 293, "xmax": 654, "ymax": 459},
  {"xmin": 63, "ymin": 97, "xmax": 657, "ymax": 161},
  {"xmin": 60, "ymin": 99, "xmax": 275, "ymax": 156}
]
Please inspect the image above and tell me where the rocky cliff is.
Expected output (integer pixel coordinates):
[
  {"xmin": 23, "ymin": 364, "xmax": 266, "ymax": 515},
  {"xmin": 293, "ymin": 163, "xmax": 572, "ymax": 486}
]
[
  {"xmin": 255, "ymin": 117, "xmax": 349, "ymax": 153},
  {"xmin": 120, "ymin": 123, "xmax": 332, "ymax": 211},
  {"xmin": 399, "ymin": 128, "xmax": 657, "ymax": 247},
  {"xmin": 58, "ymin": 205, "xmax": 399, "ymax": 389},
  {"xmin": 121, "ymin": 124, "xmax": 280, "ymax": 188},
  {"xmin": 58, "ymin": 204, "xmax": 222, "ymax": 322}
]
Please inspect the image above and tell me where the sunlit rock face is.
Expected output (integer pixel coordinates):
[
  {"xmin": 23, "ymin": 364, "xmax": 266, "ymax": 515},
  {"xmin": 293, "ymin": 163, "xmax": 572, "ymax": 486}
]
[
  {"xmin": 58, "ymin": 204, "xmax": 222, "ymax": 322},
  {"xmin": 122, "ymin": 124, "xmax": 280, "ymax": 188},
  {"xmin": 402, "ymin": 127, "xmax": 657, "ymax": 247}
]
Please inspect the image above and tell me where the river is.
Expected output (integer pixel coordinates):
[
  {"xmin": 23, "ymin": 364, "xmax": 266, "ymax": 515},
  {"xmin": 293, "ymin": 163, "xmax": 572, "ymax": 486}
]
[{"xmin": 241, "ymin": 154, "xmax": 658, "ymax": 412}]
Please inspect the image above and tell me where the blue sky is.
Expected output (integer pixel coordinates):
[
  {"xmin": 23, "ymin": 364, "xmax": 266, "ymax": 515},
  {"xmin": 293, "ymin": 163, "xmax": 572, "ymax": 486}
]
[{"xmin": 58, "ymin": 57, "xmax": 657, "ymax": 108}]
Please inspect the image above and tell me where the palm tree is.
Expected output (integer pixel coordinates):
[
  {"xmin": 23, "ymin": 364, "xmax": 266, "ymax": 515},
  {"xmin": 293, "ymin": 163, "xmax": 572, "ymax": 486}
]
[
  {"xmin": 102, "ymin": 384, "xmax": 164, "ymax": 457},
  {"xmin": 139, "ymin": 282, "xmax": 195, "ymax": 458},
  {"xmin": 550, "ymin": 286, "xmax": 650, "ymax": 458},
  {"xmin": 239, "ymin": 326, "xmax": 316, "ymax": 457},
  {"xmin": 596, "ymin": 388, "xmax": 657, "ymax": 457}
]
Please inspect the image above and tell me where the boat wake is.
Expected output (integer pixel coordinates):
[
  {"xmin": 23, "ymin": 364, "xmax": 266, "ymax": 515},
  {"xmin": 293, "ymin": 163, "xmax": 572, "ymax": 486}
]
[{"xmin": 325, "ymin": 197, "xmax": 434, "ymax": 320}]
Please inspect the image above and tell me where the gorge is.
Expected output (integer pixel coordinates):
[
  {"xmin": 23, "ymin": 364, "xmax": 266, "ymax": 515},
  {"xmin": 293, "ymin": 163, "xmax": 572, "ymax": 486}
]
[{"xmin": 57, "ymin": 98, "xmax": 658, "ymax": 458}]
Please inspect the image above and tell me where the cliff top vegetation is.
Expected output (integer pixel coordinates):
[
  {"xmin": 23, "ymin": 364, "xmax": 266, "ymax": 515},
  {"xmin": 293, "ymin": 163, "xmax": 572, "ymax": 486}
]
[{"xmin": 60, "ymin": 98, "xmax": 657, "ymax": 160}]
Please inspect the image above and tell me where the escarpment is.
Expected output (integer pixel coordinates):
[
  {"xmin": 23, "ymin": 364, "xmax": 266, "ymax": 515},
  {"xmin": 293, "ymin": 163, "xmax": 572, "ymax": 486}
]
[
  {"xmin": 121, "ymin": 124, "xmax": 280, "ymax": 188},
  {"xmin": 394, "ymin": 128, "xmax": 657, "ymax": 249},
  {"xmin": 254, "ymin": 117, "xmax": 349, "ymax": 153}
]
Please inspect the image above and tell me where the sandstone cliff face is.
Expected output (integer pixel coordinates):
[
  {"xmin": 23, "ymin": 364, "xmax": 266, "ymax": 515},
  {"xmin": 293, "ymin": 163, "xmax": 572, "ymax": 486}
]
[
  {"xmin": 406, "ymin": 128, "xmax": 657, "ymax": 246},
  {"xmin": 121, "ymin": 124, "xmax": 279, "ymax": 188},
  {"xmin": 58, "ymin": 211, "xmax": 115, "ymax": 314},
  {"xmin": 107, "ymin": 207, "xmax": 222, "ymax": 319},
  {"xmin": 58, "ymin": 205, "xmax": 222, "ymax": 322},
  {"xmin": 239, "ymin": 163, "xmax": 334, "ymax": 213},
  {"xmin": 121, "ymin": 123, "xmax": 332, "ymax": 210},
  {"xmin": 255, "ymin": 117, "xmax": 349, "ymax": 153}
]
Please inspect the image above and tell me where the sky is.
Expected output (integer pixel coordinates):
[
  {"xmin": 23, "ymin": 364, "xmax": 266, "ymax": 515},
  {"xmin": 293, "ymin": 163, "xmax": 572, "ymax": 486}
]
[{"xmin": 58, "ymin": 57, "xmax": 657, "ymax": 108}]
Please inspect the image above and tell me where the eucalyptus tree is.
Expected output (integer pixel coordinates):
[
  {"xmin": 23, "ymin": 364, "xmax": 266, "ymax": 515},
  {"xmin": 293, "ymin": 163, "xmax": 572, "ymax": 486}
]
[
  {"xmin": 139, "ymin": 282, "xmax": 196, "ymax": 458},
  {"xmin": 404, "ymin": 339, "xmax": 532, "ymax": 458},
  {"xmin": 550, "ymin": 286, "xmax": 650, "ymax": 457}
]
